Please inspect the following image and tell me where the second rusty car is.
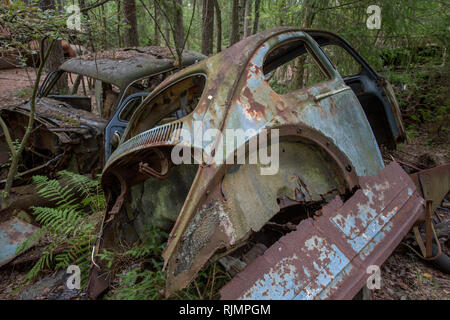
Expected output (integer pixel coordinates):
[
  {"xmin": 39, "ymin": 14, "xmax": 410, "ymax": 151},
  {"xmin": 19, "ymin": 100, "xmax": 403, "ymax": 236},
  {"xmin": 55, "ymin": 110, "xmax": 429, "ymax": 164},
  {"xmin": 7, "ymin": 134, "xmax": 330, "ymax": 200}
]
[{"xmin": 0, "ymin": 47, "xmax": 205, "ymax": 184}]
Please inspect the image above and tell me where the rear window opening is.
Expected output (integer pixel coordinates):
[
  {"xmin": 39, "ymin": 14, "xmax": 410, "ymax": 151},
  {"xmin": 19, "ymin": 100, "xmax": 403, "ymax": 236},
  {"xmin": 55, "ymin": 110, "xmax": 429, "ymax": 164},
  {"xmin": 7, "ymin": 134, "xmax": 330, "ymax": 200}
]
[
  {"xmin": 45, "ymin": 72, "xmax": 98, "ymax": 112},
  {"xmin": 321, "ymin": 44, "xmax": 362, "ymax": 78},
  {"xmin": 130, "ymin": 74, "xmax": 206, "ymax": 137},
  {"xmin": 122, "ymin": 69, "xmax": 175, "ymax": 98},
  {"xmin": 42, "ymin": 71, "xmax": 122, "ymax": 118},
  {"xmin": 263, "ymin": 39, "xmax": 331, "ymax": 95}
]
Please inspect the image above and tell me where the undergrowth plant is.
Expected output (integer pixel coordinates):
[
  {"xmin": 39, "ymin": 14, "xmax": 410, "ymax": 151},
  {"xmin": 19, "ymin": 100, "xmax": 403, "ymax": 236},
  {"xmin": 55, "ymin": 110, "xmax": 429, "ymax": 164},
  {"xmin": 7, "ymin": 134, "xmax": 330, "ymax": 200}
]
[
  {"xmin": 107, "ymin": 259, "xmax": 231, "ymax": 300},
  {"xmin": 98, "ymin": 225, "xmax": 167, "ymax": 300},
  {"xmin": 16, "ymin": 170, "xmax": 104, "ymax": 287},
  {"xmin": 385, "ymin": 56, "xmax": 449, "ymax": 144},
  {"xmin": 18, "ymin": 170, "xmax": 231, "ymax": 298},
  {"xmin": 101, "ymin": 225, "xmax": 231, "ymax": 300}
]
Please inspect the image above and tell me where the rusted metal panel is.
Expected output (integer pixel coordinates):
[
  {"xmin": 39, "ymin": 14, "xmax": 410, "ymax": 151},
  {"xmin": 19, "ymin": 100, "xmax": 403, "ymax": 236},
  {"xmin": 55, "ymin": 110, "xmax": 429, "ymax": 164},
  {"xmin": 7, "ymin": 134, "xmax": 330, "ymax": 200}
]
[
  {"xmin": 0, "ymin": 217, "xmax": 39, "ymax": 267},
  {"xmin": 60, "ymin": 47, "xmax": 206, "ymax": 89},
  {"xmin": 219, "ymin": 162, "xmax": 424, "ymax": 299},
  {"xmin": 410, "ymin": 163, "xmax": 450, "ymax": 215},
  {"xmin": 0, "ymin": 99, "xmax": 107, "ymax": 183}
]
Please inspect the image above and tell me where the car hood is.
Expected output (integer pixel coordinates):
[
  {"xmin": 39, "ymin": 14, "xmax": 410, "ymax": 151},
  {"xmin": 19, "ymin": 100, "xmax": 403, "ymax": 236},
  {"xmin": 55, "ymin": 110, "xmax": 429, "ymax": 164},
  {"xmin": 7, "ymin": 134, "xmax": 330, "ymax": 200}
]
[{"xmin": 1, "ymin": 97, "xmax": 107, "ymax": 136}]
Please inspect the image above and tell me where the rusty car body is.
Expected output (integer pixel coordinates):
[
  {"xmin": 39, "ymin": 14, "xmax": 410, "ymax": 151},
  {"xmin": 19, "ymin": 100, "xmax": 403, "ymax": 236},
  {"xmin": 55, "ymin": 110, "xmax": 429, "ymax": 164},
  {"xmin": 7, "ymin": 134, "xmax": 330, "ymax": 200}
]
[
  {"xmin": 0, "ymin": 47, "xmax": 205, "ymax": 184},
  {"xmin": 88, "ymin": 27, "xmax": 427, "ymax": 300}
]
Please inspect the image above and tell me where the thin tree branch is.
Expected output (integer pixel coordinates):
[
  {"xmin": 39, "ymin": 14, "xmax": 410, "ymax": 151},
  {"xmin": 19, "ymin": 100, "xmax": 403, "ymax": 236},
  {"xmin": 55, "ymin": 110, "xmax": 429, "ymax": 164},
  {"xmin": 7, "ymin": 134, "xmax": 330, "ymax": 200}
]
[
  {"xmin": 180, "ymin": 0, "xmax": 196, "ymax": 56},
  {"xmin": 315, "ymin": 0, "xmax": 364, "ymax": 13},
  {"xmin": 154, "ymin": 0, "xmax": 176, "ymax": 38},
  {"xmin": 0, "ymin": 116, "xmax": 16, "ymax": 157},
  {"xmin": 138, "ymin": 0, "xmax": 176, "ymax": 59},
  {"xmin": 18, "ymin": 38, "xmax": 55, "ymax": 154},
  {"xmin": 1, "ymin": 37, "xmax": 55, "ymax": 208},
  {"xmin": 80, "ymin": 0, "xmax": 113, "ymax": 13}
]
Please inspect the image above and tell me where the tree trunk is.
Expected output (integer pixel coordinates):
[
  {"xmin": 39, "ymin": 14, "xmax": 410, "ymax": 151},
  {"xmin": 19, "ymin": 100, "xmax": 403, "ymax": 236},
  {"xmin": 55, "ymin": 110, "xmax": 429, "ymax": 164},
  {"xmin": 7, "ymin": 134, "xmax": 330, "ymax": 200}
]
[
  {"xmin": 42, "ymin": 41, "xmax": 64, "ymax": 72},
  {"xmin": 102, "ymin": 5, "xmax": 108, "ymax": 49},
  {"xmin": 117, "ymin": 0, "xmax": 123, "ymax": 47},
  {"xmin": 173, "ymin": 0, "xmax": 184, "ymax": 54},
  {"xmin": 123, "ymin": 0, "xmax": 139, "ymax": 47},
  {"xmin": 201, "ymin": 0, "xmax": 214, "ymax": 55},
  {"xmin": 164, "ymin": 17, "xmax": 170, "ymax": 46},
  {"xmin": 252, "ymin": 0, "xmax": 260, "ymax": 34},
  {"xmin": 154, "ymin": 0, "xmax": 161, "ymax": 46},
  {"xmin": 38, "ymin": 0, "xmax": 65, "ymax": 89},
  {"xmin": 79, "ymin": 0, "xmax": 86, "ymax": 11},
  {"xmin": 213, "ymin": 0, "xmax": 221, "ymax": 52},
  {"xmin": 229, "ymin": 0, "xmax": 239, "ymax": 46},
  {"xmin": 243, "ymin": 0, "xmax": 252, "ymax": 38},
  {"xmin": 55, "ymin": 0, "xmax": 63, "ymax": 13},
  {"xmin": 238, "ymin": 0, "xmax": 245, "ymax": 40}
]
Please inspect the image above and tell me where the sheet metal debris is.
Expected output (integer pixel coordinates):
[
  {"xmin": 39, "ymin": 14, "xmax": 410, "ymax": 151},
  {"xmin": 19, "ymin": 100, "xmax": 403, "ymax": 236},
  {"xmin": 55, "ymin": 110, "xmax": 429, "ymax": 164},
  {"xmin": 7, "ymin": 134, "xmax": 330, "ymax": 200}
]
[
  {"xmin": 219, "ymin": 162, "xmax": 424, "ymax": 299},
  {"xmin": 0, "ymin": 217, "xmax": 39, "ymax": 267},
  {"xmin": 409, "ymin": 163, "xmax": 450, "ymax": 216}
]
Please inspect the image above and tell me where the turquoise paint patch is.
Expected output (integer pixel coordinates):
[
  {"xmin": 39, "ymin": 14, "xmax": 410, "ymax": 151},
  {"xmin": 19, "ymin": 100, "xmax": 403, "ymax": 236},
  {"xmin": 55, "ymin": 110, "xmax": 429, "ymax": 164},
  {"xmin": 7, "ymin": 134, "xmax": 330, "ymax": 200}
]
[
  {"xmin": 332, "ymin": 202, "xmax": 399, "ymax": 252},
  {"xmin": 241, "ymin": 237, "xmax": 351, "ymax": 300},
  {"xmin": 0, "ymin": 218, "xmax": 38, "ymax": 266}
]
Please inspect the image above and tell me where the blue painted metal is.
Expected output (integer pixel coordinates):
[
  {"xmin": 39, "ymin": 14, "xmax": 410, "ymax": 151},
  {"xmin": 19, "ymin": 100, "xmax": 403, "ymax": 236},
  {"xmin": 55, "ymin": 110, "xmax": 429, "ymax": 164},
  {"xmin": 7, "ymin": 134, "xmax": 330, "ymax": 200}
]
[
  {"xmin": 0, "ymin": 217, "xmax": 39, "ymax": 267},
  {"xmin": 104, "ymin": 92, "xmax": 149, "ymax": 161}
]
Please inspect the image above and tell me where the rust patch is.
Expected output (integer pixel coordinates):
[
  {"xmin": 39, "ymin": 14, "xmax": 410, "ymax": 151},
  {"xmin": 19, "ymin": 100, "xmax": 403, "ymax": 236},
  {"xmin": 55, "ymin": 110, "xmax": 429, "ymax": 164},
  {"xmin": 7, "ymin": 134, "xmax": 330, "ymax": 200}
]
[
  {"xmin": 410, "ymin": 163, "xmax": 450, "ymax": 217},
  {"xmin": 241, "ymin": 87, "xmax": 266, "ymax": 120}
]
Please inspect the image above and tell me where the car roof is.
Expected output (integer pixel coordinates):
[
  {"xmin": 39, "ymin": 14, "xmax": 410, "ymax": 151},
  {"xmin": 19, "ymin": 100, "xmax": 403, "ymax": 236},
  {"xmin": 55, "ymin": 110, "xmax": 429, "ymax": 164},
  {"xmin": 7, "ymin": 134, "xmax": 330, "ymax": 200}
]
[{"xmin": 59, "ymin": 46, "xmax": 206, "ymax": 89}]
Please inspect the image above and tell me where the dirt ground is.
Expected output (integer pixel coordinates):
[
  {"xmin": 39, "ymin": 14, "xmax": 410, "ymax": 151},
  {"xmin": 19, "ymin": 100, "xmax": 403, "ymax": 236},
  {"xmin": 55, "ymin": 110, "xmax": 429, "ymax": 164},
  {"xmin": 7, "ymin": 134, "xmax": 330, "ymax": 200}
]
[
  {"xmin": 0, "ymin": 68, "xmax": 448, "ymax": 300},
  {"xmin": 0, "ymin": 68, "xmax": 42, "ymax": 107},
  {"xmin": 372, "ymin": 202, "xmax": 450, "ymax": 300}
]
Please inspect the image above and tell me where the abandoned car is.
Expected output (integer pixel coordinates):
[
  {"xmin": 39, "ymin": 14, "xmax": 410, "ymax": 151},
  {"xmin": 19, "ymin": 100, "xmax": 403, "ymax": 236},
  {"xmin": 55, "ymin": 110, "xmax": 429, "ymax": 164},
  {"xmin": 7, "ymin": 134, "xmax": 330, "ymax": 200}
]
[
  {"xmin": 88, "ymin": 27, "xmax": 432, "ymax": 300},
  {"xmin": 0, "ymin": 47, "xmax": 205, "ymax": 184}
]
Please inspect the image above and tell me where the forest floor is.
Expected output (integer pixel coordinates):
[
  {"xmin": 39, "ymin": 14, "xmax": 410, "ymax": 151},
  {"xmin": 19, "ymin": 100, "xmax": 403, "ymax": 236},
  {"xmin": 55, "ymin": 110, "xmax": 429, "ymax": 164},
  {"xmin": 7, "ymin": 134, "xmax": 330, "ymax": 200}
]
[
  {"xmin": 0, "ymin": 67, "xmax": 449, "ymax": 300},
  {"xmin": 0, "ymin": 68, "xmax": 40, "ymax": 107}
]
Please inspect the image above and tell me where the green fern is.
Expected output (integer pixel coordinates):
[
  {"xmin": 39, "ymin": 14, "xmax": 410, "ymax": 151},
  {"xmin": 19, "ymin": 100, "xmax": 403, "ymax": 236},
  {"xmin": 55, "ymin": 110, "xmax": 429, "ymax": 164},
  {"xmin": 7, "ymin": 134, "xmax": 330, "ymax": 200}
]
[
  {"xmin": 33, "ymin": 175, "xmax": 78, "ymax": 209},
  {"xmin": 17, "ymin": 171, "xmax": 105, "ymax": 287}
]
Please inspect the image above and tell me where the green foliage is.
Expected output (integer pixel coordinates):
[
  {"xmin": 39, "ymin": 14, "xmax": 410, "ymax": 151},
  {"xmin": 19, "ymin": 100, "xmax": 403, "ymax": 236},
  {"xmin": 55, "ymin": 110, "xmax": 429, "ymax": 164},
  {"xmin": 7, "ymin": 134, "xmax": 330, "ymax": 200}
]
[
  {"xmin": 14, "ymin": 87, "xmax": 34, "ymax": 99},
  {"xmin": 269, "ymin": 78, "xmax": 290, "ymax": 95},
  {"xmin": 103, "ymin": 225, "xmax": 231, "ymax": 300},
  {"xmin": 0, "ymin": 1, "xmax": 72, "ymax": 56},
  {"xmin": 108, "ymin": 261, "xmax": 231, "ymax": 300},
  {"xmin": 100, "ymin": 225, "xmax": 167, "ymax": 300},
  {"xmin": 111, "ymin": 267, "xmax": 166, "ymax": 300},
  {"xmin": 16, "ymin": 171, "xmax": 104, "ymax": 286},
  {"xmin": 386, "ymin": 61, "xmax": 450, "ymax": 144}
]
